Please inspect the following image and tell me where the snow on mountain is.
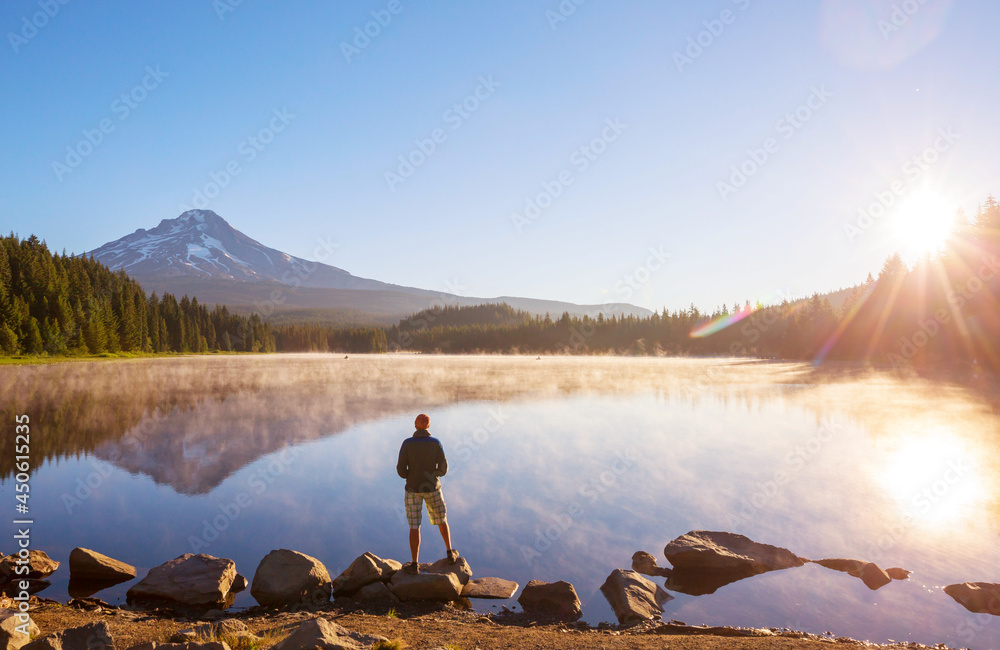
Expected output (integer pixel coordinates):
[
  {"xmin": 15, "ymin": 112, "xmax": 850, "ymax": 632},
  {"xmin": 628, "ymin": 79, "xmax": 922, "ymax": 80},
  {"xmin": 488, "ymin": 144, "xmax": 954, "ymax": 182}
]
[{"xmin": 87, "ymin": 209, "xmax": 391, "ymax": 291}]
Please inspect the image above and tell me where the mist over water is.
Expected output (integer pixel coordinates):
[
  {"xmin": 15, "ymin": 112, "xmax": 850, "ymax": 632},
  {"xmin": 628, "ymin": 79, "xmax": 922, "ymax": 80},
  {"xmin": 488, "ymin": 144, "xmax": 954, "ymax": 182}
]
[{"xmin": 2, "ymin": 354, "xmax": 999, "ymax": 647}]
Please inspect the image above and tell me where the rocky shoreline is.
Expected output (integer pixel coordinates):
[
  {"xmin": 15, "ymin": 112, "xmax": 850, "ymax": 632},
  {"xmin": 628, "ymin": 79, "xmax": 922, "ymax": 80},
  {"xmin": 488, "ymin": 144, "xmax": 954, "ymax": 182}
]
[{"xmin": 2, "ymin": 530, "xmax": 997, "ymax": 649}]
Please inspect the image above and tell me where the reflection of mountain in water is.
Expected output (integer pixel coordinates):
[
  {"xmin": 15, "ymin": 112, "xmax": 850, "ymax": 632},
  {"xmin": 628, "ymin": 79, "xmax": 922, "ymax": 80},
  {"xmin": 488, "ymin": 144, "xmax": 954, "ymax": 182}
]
[{"xmin": 4, "ymin": 355, "xmax": 1000, "ymax": 499}]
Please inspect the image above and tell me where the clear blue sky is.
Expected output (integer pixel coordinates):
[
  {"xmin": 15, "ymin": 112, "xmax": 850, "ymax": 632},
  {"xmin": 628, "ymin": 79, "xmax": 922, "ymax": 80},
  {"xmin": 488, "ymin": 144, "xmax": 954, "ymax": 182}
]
[{"xmin": 2, "ymin": 0, "xmax": 998, "ymax": 312}]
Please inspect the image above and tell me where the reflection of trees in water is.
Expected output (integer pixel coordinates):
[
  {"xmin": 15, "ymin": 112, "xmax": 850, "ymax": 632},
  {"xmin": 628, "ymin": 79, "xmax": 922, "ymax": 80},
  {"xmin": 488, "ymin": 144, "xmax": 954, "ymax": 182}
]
[{"xmin": 3, "ymin": 356, "xmax": 998, "ymax": 505}]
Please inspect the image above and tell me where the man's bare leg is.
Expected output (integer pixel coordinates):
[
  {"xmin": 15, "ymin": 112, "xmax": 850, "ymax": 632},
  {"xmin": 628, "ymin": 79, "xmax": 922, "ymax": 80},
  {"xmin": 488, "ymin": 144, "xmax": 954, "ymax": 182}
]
[
  {"xmin": 409, "ymin": 527, "xmax": 420, "ymax": 564},
  {"xmin": 438, "ymin": 522, "xmax": 453, "ymax": 554}
]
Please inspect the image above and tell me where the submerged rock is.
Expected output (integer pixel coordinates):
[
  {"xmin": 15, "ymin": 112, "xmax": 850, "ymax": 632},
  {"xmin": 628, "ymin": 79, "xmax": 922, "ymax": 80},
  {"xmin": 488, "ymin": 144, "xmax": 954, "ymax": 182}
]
[
  {"xmin": 664, "ymin": 531, "xmax": 804, "ymax": 574},
  {"xmin": 812, "ymin": 559, "xmax": 892, "ymax": 591},
  {"xmin": 600, "ymin": 569, "xmax": 673, "ymax": 625},
  {"xmin": 631, "ymin": 551, "xmax": 672, "ymax": 578},
  {"xmin": 887, "ymin": 567, "xmax": 910, "ymax": 580},
  {"xmin": 517, "ymin": 580, "xmax": 582, "ymax": 620},
  {"xmin": 69, "ymin": 548, "xmax": 135, "ymax": 582},
  {"xmin": 269, "ymin": 617, "xmax": 387, "ymax": 650},
  {"xmin": 944, "ymin": 582, "xmax": 1000, "ymax": 616},
  {"xmin": 250, "ymin": 549, "xmax": 332, "ymax": 607},
  {"xmin": 127, "ymin": 554, "xmax": 237, "ymax": 610},
  {"xmin": 22, "ymin": 621, "xmax": 114, "ymax": 650},
  {"xmin": 331, "ymin": 552, "xmax": 400, "ymax": 597}
]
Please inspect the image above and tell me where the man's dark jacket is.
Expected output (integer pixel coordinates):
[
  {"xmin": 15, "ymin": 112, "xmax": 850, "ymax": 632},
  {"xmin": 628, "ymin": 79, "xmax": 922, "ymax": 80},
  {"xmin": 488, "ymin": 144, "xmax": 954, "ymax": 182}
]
[{"xmin": 397, "ymin": 429, "xmax": 448, "ymax": 493}]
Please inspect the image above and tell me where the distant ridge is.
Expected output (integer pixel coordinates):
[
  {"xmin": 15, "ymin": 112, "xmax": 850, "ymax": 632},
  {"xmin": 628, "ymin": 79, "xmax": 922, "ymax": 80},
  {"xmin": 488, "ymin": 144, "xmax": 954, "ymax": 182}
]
[{"xmin": 88, "ymin": 210, "xmax": 652, "ymax": 320}]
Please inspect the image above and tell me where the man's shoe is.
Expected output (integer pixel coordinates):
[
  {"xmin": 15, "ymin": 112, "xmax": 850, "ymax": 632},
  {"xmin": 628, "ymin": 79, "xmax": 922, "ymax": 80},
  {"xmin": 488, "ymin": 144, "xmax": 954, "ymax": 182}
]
[
  {"xmin": 447, "ymin": 549, "xmax": 460, "ymax": 564},
  {"xmin": 403, "ymin": 562, "xmax": 419, "ymax": 574}
]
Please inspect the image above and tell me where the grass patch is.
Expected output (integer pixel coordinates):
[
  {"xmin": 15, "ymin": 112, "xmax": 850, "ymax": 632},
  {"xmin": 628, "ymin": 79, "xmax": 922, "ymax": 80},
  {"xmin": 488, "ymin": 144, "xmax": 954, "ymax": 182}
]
[
  {"xmin": 386, "ymin": 608, "xmax": 398, "ymax": 619},
  {"xmin": 372, "ymin": 641, "xmax": 407, "ymax": 650}
]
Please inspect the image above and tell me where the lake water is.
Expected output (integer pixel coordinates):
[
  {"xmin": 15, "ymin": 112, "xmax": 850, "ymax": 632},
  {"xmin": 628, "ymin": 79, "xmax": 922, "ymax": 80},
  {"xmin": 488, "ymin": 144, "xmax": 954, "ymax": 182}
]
[{"xmin": 2, "ymin": 355, "xmax": 999, "ymax": 648}]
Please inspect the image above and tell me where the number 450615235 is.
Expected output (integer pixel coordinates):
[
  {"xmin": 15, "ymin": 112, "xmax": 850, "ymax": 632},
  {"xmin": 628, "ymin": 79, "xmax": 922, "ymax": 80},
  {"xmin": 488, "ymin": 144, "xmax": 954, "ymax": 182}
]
[{"xmin": 15, "ymin": 414, "xmax": 30, "ymax": 509}]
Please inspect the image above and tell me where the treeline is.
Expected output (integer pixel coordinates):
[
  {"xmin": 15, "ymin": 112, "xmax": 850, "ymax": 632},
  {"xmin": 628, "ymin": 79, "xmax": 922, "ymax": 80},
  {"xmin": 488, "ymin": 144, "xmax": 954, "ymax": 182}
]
[
  {"xmin": 0, "ymin": 234, "xmax": 275, "ymax": 356},
  {"xmin": 286, "ymin": 195, "xmax": 1000, "ymax": 373}
]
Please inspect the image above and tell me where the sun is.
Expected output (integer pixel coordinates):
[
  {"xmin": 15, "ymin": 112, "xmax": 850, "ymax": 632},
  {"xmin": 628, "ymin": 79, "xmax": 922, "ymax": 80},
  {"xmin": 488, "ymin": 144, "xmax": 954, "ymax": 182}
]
[{"xmin": 888, "ymin": 189, "xmax": 957, "ymax": 262}]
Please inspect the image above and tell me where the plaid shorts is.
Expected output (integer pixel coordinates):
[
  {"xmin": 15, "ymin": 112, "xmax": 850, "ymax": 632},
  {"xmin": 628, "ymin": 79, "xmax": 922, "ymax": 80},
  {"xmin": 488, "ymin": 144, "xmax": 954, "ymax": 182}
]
[{"xmin": 405, "ymin": 488, "xmax": 447, "ymax": 528}]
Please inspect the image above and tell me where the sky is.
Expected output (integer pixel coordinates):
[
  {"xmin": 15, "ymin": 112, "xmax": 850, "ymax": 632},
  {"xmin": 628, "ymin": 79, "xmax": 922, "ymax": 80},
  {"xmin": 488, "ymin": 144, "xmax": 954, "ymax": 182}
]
[{"xmin": 2, "ymin": 0, "xmax": 999, "ymax": 313}]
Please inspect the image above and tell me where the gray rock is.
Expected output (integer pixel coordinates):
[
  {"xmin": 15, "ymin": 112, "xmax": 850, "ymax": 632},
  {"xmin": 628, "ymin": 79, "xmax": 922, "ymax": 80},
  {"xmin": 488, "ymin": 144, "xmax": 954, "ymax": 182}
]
[
  {"xmin": 461, "ymin": 577, "xmax": 518, "ymax": 599},
  {"xmin": 250, "ymin": 549, "xmax": 332, "ymax": 607},
  {"xmin": 664, "ymin": 531, "xmax": 804, "ymax": 574},
  {"xmin": 355, "ymin": 581, "xmax": 399, "ymax": 603},
  {"xmin": 126, "ymin": 554, "xmax": 237, "ymax": 609},
  {"xmin": 945, "ymin": 582, "xmax": 1000, "ymax": 616},
  {"xmin": 0, "ymin": 609, "xmax": 39, "ymax": 650},
  {"xmin": 331, "ymin": 553, "xmax": 399, "ymax": 596},
  {"xmin": 269, "ymin": 617, "xmax": 387, "ymax": 650},
  {"xmin": 517, "ymin": 580, "xmax": 582, "ymax": 620},
  {"xmin": 69, "ymin": 548, "xmax": 135, "ymax": 582},
  {"xmin": 0, "ymin": 551, "xmax": 60, "ymax": 583},
  {"xmin": 631, "ymin": 551, "xmax": 672, "ymax": 578},
  {"xmin": 389, "ymin": 570, "xmax": 463, "ymax": 602},
  {"xmin": 22, "ymin": 622, "xmax": 114, "ymax": 650},
  {"xmin": 600, "ymin": 569, "xmax": 673, "ymax": 625}
]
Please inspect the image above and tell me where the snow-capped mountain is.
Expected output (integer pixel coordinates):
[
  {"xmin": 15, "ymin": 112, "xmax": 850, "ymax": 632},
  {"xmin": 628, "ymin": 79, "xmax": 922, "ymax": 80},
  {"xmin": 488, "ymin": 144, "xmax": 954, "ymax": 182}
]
[
  {"xmin": 88, "ymin": 210, "xmax": 653, "ymax": 319},
  {"xmin": 88, "ymin": 209, "xmax": 398, "ymax": 291}
]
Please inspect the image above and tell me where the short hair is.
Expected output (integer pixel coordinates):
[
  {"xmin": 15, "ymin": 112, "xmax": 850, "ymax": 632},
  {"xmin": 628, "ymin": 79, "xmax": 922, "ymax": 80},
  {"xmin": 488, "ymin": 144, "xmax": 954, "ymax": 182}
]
[{"xmin": 415, "ymin": 413, "xmax": 430, "ymax": 429}]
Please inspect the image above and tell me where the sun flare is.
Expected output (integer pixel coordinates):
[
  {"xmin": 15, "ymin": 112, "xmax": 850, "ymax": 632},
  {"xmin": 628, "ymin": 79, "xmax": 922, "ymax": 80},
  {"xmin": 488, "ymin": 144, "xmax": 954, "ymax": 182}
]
[{"xmin": 889, "ymin": 190, "xmax": 957, "ymax": 262}]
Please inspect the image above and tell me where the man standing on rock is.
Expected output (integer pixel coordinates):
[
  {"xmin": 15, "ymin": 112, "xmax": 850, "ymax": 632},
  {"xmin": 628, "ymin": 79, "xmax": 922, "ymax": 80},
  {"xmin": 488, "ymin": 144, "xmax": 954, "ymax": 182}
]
[{"xmin": 397, "ymin": 413, "xmax": 459, "ymax": 572}]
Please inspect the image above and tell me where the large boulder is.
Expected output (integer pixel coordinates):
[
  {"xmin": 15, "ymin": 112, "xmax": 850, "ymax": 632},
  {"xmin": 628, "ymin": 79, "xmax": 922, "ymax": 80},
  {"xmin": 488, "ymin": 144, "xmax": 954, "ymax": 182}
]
[
  {"xmin": 461, "ymin": 577, "xmax": 518, "ymax": 599},
  {"xmin": 664, "ymin": 531, "xmax": 804, "ymax": 574},
  {"xmin": 0, "ymin": 609, "xmax": 39, "ymax": 650},
  {"xmin": 22, "ymin": 622, "xmax": 114, "ymax": 650},
  {"xmin": 600, "ymin": 569, "xmax": 673, "ymax": 625},
  {"xmin": 250, "ymin": 549, "xmax": 332, "ymax": 607},
  {"xmin": 355, "ymin": 581, "xmax": 399, "ymax": 604},
  {"xmin": 0, "ymin": 551, "xmax": 60, "ymax": 583},
  {"xmin": 517, "ymin": 580, "xmax": 582, "ymax": 620},
  {"xmin": 331, "ymin": 553, "xmax": 399, "ymax": 596},
  {"xmin": 269, "ymin": 617, "xmax": 387, "ymax": 650},
  {"xmin": 631, "ymin": 551, "xmax": 672, "ymax": 578},
  {"xmin": 945, "ymin": 582, "xmax": 1000, "ymax": 616},
  {"xmin": 812, "ymin": 559, "xmax": 891, "ymax": 591},
  {"xmin": 389, "ymin": 570, "xmax": 462, "ymax": 602},
  {"xmin": 126, "ymin": 554, "xmax": 237, "ymax": 609},
  {"xmin": 68, "ymin": 548, "xmax": 135, "ymax": 582}
]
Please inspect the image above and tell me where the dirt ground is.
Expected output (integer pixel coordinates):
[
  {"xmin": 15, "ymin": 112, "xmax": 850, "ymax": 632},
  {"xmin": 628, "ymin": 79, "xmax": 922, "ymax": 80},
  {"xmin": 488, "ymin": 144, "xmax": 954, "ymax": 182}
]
[{"xmin": 22, "ymin": 597, "xmax": 950, "ymax": 650}]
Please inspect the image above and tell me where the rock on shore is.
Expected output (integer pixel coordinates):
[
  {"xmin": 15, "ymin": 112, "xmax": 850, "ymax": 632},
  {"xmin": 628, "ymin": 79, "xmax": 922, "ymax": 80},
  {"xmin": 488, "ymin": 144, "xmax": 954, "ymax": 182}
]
[
  {"xmin": 68, "ymin": 548, "xmax": 136, "ymax": 582},
  {"xmin": 127, "ymin": 554, "xmax": 238, "ymax": 610},
  {"xmin": 600, "ymin": 569, "xmax": 673, "ymax": 625},
  {"xmin": 517, "ymin": 580, "xmax": 582, "ymax": 620},
  {"xmin": 331, "ymin": 552, "xmax": 400, "ymax": 597},
  {"xmin": 250, "ymin": 549, "xmax": 332, "ymax": 607}
]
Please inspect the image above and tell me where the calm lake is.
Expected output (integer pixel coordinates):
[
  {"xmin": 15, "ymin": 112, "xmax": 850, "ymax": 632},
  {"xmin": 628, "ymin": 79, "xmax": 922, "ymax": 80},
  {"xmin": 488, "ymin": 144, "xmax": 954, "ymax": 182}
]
[{"xmin": 2, "ymin": 355, "xmax": 999, "ymax": 647}]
